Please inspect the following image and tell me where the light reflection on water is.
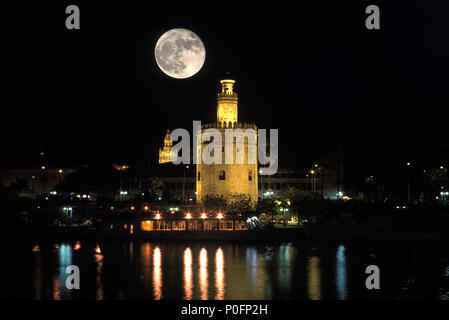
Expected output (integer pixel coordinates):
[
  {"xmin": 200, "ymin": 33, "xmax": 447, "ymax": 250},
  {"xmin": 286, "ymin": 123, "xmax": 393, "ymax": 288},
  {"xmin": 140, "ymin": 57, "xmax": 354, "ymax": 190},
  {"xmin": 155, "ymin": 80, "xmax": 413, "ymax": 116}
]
[
  {"xmin": 26, "ymin": 241, "xmax": 449, "ymax": 300},
  {"xmin": 153, "ymin": 246, "xmax": 162, "ymax": 300},
  {"xmin": 199, "ymin": 247, "xmax": 208, "ymax": 300},
  {"xmin": 95, "ymin": 249, "xmax": 104, "ymax": 300},
  {"xmin": 307, "ymin": 256, "xmax": 321, "ymax": 300},
  {"xmin": 336, "ymin": 245, "xmax": 347, "ymax": 300},
  {"xmin": 183, "ymin": 247, "xmax": 193, "ymax": 300},
  {"xmin": 215, "ymin": 247, "xmax": 225, "ymax": 300}
]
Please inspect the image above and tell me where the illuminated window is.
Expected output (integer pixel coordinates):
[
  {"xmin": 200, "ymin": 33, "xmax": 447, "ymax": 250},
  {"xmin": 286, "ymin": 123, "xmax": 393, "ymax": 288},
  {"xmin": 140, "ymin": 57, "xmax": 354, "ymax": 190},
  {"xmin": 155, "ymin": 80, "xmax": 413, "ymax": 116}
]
[{"xmin": 219, "ymin": 170, "xmax": 225, "ymax": 180}]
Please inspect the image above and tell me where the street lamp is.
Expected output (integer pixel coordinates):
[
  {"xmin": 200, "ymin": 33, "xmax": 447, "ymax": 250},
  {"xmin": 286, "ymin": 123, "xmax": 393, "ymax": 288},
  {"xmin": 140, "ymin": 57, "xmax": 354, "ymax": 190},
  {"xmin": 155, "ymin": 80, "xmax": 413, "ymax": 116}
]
[
  {"xmin": 310, "ymin": 170, "xmax": 316, "ymax": 193},
  {"xmin": 406, "ymin": 162, "xmax": 411, "ymax": 203},
  {"xmin": 183, "ymin": 165, "xmax": 189, "ymax": 202}
]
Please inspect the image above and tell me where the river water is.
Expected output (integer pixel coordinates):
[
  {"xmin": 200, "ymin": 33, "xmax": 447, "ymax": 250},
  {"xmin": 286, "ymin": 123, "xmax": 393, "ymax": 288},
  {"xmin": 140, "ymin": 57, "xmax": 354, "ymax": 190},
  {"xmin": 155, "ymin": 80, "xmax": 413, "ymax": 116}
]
[{"xmin": 4, "ymin": 240, "xmax": 449, "ymax": 300}]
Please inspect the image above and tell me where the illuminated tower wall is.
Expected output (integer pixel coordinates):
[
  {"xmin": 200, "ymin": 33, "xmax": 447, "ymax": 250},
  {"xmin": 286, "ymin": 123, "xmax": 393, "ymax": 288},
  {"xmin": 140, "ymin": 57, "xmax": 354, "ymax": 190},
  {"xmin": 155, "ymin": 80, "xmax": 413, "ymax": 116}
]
[
  {"xmin": 196, "ymin": 78, "xmax": 258, "ymax": 207},
  {"xmin": 159, "ymin": 130, "xmax": 178, "ymax": 164}
]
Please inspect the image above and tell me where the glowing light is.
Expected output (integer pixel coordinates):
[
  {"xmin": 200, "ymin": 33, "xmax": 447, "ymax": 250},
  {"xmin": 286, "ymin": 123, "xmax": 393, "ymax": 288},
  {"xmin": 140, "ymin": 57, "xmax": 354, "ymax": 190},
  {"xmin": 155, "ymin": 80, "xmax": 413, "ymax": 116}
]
[
  {"xmin": 141, "ymin": 220, "xmax": 152, "ymax": 231},
  {"xmin": 32, "ymin": 245, "xmax": 40, "ymax": 252},
  {"xmin": 406, "ymin": 162, "xmax": 411, "ymax": 166},
  {"xmin": 130, "ymin": 224, "xmax": 134, "ymax": 234},
  {"xmin": 95, "ymin": 244, "xmax": 102, "ymax": 255},
  {"xmin": 310, "ymin": 170, "xmax": 315, "ymax": 174},
  {"xmin": 153, "ymin": 247, "xmax": 162, "ymax": 300},
  {"xmin": 201, "ymin": 213, "xmax": 207, "ymax": 219},
  {"xmin": 115, "ymin": 164, "xmax": 129, "ymax": 171},
  {"xmin": 215, "ymin": 247, "xmax": 225, "ymax": 300},
  {"xmin": 58, "ymin": 169, "xmax": 63, "ymax": 173},
  {"xmin": 186, "ymin": 213, "xmax": 192, "ymax": 219},
  {"xmin": 217, "ymin": 213, "xmax": 224, "ymax": 219},
  {"xmin": 183, "ymin": 248, "xmax": 193, "ymax": 300},
  {"xmin": 144, "ymin": 206, "xmax": 149, "ymax": 211},
  {"xmin": 110, "ymin": 206, "xmax": 114, "ymax": 210},
  {"xmin": 155, "ymin": 213, "xmax": 161, "ymax": 220},
  {"xmin": 41, "ymin": 166, "xmax": 46, "ymax": 170},
  {"xmin": 130, "ymin": 206, "xmax": 135, "ymax": 211},
  {"xmin": 199, "ymin": 248, "xmax": 208, "ymax": 300},
  {"xmin": 74, "ymin": 241, "xmax": 81, "ymax": 251}
]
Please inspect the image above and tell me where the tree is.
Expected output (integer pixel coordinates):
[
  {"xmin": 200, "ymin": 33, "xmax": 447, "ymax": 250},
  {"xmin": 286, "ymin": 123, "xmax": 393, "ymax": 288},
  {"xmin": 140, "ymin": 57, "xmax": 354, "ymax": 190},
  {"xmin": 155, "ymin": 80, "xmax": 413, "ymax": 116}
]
[
  {"xmin": 202, "ymin": 194, "xmax": 228, "ymax": 212},
  {"xmin": 363, "ymin": 175, "xmax": 384, "ymax": 203},
  {"xmin": 282, "ymin": 186, "xmax": 320, "ymax": 217},
  {"xmin": 421, "ymin": 167, "xmax": 449, "ymax": 201},
  {"xmin": 228, "ymin": 193, "xmax": 253, "ymax": 214},
  {"xmin": 256, "ymin": 198, "xmax": 277, "ymax": 222},
  {"xmin": 8, "ymin": 178, "xmax": 30, "ymax": 196},
  {"xmin": 55, "ymin": 165, "xmax": 120, "ymax": 199},
  {"xmin": 141, "ymin": 177, "xmax": 164, "ymax": 201}
]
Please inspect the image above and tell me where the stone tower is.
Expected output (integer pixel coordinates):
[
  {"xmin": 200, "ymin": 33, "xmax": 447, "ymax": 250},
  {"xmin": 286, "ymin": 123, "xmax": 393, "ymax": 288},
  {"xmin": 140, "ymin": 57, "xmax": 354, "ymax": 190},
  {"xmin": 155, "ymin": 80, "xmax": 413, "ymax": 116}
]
[
  {"xmin": 159, "ymin": 130, "xmax": 178, "ymax": 164},
  {"xmin": 196, "ymin": 76, "xmax": 258, "ymax": 207}
]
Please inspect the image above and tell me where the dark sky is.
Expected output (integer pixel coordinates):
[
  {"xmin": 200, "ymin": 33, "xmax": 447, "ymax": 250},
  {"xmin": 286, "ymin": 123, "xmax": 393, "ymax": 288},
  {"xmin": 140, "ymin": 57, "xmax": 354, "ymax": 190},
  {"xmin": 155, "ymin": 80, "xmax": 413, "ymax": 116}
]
[{"xmin": 3, "ymin": 1, "xmax": 449, "ymax": 182}]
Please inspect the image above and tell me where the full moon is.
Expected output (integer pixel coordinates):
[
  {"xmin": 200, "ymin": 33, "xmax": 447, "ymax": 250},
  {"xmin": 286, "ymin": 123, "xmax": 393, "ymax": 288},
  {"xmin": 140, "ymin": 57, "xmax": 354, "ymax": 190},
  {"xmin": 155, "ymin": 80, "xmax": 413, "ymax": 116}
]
[{"xmin": 154, "ymin": 28, "xmax": 206, "ymax": 79}]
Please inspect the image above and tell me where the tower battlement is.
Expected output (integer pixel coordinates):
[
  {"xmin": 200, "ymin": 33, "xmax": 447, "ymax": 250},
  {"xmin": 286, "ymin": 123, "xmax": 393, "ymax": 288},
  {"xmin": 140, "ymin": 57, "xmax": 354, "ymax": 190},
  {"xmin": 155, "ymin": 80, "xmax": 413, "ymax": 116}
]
[
  {"xmin": 217, "ymin": 92, "xmax": 238, "ymax": 99},
  {"xmin": 201, "ymin": 121, "xmax": 257, "ymax": 130}
]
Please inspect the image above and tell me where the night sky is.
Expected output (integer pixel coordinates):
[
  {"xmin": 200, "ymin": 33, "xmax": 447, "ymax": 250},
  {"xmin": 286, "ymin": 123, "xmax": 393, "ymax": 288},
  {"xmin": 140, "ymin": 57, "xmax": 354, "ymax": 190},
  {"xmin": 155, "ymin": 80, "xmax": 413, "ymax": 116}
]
[{"xmin": 3, "ymin": 1, "xmax": 449, "ymax": 184}]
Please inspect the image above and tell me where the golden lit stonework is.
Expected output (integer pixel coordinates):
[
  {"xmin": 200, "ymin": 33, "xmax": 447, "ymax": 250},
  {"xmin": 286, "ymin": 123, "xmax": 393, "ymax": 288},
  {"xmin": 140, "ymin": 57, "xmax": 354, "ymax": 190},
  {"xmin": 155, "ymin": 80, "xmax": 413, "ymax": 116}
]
[
  {"xmin": 217, "ymin": 79, "xmax": 238, "ymax": 125},
  {"xmin": 159, "ymin": 130, "xmax": 178, "ymax": 164},
  {"xmin": 197, "ymin": 77, "xmax": 258, "ymax": 207}
]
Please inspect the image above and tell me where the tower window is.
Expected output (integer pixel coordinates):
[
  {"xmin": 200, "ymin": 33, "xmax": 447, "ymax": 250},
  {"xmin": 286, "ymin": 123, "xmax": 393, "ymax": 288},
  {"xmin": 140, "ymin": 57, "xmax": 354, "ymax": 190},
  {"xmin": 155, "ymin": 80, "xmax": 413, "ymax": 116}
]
[
  {"xmin": 248, "ymin": 171, "xmax": 252, "ymax": 181},
  {"xmin": 219, "ymin": 170, "xmax": 226, "ymax": 180},
  {"xmin": 198, "ymin": 171, "xmax": 201, "ymax": 181}
]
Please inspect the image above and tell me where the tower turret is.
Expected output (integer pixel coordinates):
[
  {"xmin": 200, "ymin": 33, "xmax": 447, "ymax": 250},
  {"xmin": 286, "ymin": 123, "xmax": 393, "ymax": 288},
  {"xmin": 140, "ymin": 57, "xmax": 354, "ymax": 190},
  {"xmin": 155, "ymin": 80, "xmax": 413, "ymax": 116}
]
[{"xmin": 217, "ymin": 75, "xmax": 238, "ymax": 125}]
